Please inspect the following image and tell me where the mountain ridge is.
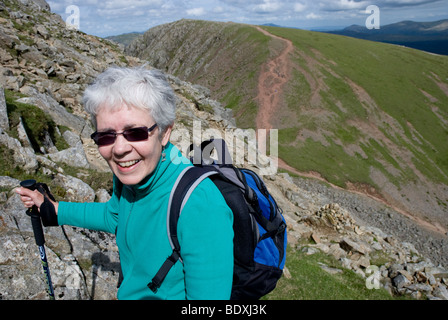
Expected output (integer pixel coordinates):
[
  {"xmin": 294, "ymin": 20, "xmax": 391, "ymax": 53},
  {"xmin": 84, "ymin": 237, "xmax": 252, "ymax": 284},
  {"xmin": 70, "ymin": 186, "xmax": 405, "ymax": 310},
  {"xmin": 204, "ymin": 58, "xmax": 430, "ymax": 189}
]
[
  {"xmin": 105, "ymin": 32, "xmax": 144, "ymax": 47},
  {"xmin": 341, "ymin": 19, "xmax": 448, "ymax": 34},
  {"xmin": 126, "ymin": 19, "xmax": 448, "ymax": 235},
  {"xmin": 327, "ymin": 19, "xmax": 448, "ymax": 55}
]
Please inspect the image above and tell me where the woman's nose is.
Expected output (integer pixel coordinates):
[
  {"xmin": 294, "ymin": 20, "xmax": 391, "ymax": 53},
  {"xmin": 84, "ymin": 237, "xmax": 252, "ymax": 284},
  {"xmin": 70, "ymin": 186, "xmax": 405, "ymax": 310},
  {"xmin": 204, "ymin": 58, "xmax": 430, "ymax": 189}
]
[{"xmin": 112, "ymin": 134, "xmax": 133, "ymax": 155}]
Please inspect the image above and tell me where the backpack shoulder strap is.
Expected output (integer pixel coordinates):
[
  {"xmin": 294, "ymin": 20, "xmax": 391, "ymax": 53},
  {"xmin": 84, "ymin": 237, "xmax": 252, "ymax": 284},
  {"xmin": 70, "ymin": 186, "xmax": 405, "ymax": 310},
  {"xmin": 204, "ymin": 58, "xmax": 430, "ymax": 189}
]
[
  {"xmin": 166, "ymin": 166, "xmax": 220, "ymax": 255},
  {"xmin": 147, "ymin": 165, "xmax": 219, "ymax": 293}
]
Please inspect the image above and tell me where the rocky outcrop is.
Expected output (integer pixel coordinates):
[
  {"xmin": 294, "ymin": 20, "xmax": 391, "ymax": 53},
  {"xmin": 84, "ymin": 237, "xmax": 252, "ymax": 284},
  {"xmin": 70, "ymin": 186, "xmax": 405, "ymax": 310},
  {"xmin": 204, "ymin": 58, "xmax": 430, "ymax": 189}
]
[
  {"xmin": 0, "ymin": 0, "xmax": 135, "ymax": 300},
  {"xmin": 0, "ymin": 0, "xmax": 141, "ymax": 172},
  {"xmin": 266, "ymin": 172, "xmax": 448, "ymax": 300},
  {"xmin": 0, "ymin": 0, "xmax": 446, "ymax": 300},
  {"xmin": 294, "ymin": 202, "xmax": 448, "ymax": 299}
]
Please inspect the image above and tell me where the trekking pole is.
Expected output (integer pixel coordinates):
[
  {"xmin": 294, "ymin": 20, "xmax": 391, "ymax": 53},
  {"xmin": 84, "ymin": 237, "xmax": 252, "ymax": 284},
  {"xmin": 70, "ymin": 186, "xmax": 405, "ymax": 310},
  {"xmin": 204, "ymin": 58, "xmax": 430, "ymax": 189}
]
[{"xmin": 20, "ymin": 179, "xmax": 55, "ymax": 300}]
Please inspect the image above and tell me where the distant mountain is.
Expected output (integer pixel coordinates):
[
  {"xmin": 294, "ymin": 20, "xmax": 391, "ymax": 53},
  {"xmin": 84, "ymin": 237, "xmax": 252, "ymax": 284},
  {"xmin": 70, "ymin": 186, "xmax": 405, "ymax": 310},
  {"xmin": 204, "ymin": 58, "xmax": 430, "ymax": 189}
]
[
  {"xmin": 105, "ymin": 32, "xmax": 144, "ymax": 46},
  {"xmin": 261, "ymin": 23, "xmax": 283, "ymax": 28},
  {"xmin": 261, "ymin": 23, "xmax": 344, "ymax": 32},
  {"xmin": 327, "ymin": 19, "xmax": 448, "ymax": 55}
]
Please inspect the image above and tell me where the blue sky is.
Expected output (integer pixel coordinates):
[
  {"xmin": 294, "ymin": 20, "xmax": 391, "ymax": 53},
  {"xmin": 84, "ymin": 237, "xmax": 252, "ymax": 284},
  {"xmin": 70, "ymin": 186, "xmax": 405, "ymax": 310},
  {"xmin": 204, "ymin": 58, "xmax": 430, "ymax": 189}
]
[{"xmin": 47, "ymin": 0, "xmax": 448, "ymax": 37}]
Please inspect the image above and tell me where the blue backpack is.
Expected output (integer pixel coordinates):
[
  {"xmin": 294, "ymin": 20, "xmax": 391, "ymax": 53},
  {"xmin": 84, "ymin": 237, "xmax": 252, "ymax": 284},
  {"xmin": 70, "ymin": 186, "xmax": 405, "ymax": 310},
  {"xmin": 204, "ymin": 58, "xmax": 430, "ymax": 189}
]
[{"xmin": 147, "ymin": 139, "xmax": 287, "ymax": 299}]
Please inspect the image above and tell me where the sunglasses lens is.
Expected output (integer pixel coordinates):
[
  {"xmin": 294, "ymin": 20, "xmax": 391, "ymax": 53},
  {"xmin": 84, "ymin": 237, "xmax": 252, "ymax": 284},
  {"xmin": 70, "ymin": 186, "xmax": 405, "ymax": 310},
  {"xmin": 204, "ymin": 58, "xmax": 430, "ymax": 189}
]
[
  {"xmin": 91, "ymin": 125, "xmax": 156, "ymax": 146},
  {"xmin": 124, "ymin": 127, "xmax": 149, "ymax": 142},
  {"xmin": 93, "ymin": 132, "xmax": 116, "ymax": 146}
]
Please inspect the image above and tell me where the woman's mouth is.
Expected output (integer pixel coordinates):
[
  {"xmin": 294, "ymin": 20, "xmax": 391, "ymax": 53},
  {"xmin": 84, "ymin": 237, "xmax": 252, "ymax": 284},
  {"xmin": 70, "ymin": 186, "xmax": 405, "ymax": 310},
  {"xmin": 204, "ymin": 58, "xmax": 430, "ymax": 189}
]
[{"xmin": 117, "ymin": 159, "xmax": 141, "ymax": 169}]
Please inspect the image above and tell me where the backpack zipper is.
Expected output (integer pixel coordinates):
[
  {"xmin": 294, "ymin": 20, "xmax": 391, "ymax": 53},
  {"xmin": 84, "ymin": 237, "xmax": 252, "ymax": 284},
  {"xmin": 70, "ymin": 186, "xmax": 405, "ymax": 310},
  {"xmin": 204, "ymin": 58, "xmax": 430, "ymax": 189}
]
[{"xmin": 241, "ymin": 169, "xmax": 277, "ymax": 221}]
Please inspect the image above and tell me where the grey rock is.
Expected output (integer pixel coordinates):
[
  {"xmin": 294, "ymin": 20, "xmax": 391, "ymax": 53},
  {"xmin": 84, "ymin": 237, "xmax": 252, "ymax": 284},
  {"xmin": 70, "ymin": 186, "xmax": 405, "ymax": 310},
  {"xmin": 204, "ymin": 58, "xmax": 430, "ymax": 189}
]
[
  {"xmin": 319, "ymin": 263, "xmax": 343, "ymax": 275},
  {"xmin": 433, "ymin": 284, "xmax": 448, "ymax": 300},
  {"xmin": 393, "ymin": 274, "xmax": 411, "ymax": 289},
  {"xmin": 96, "ymin": 189, "xmax": 111, "ymax": 203},
  {"xmin": 17, "ymin": 0, "xmax": 51, "ymax": 11},
  {"xmin": 339, "ymin": 238, "xmax": 370, "ymax": 255},
  {"xmin": 17, "ymin": 116, "xmax": 32, "ymax": 147},
  {"xmin": 0, "ymin": 176, "xmax": 20, "ymax": 189},
  {"xmin": 16, "ymin": 88, "xmax": 87, "ymax": 137},
  {"xmin": 0, "ymin": 128, "xmax": 38, "ymax": 171},
  {"xmin": 47, "ymin": 145, "xmax": 89, "ymax": 169},
  {"xmin": 62, "ymin": 130, "xmax": 82, "ymax": 148},
  {"xmin": 53, "ymin": 174, "xmax": 95, "ymax": 202},
  {"xmin": 0, "ymin": 87, "xmax": 8, "ymax": 131}
]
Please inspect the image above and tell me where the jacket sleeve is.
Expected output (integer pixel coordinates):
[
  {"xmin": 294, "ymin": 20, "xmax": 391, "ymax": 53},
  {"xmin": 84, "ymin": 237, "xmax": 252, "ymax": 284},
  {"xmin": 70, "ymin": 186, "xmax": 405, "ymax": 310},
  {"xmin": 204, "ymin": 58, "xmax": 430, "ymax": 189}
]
[
  {"xmin": 57, "ymin": 178, "xmax": 120, "ymax": 234},
  {"xmin": 177, "ymin": 178, "xmax": 234, "ymax": 300}
]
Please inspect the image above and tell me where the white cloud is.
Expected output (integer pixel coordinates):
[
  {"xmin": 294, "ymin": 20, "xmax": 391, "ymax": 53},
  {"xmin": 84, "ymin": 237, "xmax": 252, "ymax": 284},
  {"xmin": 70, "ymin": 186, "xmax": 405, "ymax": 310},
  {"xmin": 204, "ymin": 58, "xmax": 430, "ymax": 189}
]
[
  {"xmin": 381, "ymin": 0, "xmax": 440, "ymax": 6},
  {"xmin": 294, "ymin": 3, "xmax": 307, "ymax": 12},
  {"xmin": 47, "ymin": 0, "xmax": 447, "ymax": 37},
  {"xmin": 213, "ymin": 6, "xmax": 225, "ymax": 13},
  {"xmin": 318, "ymin": 0, "xmax": 370, "ymax": 12},
  {"xmin": 102, "ymin": 0, "xmax": 163, "ymax": 10},
  {"xmin": 187, "ymin": 7, "xmax": 206, "ymax": 16},
  {"xmin": 306, "ymin": 12, "xmax": 322, "ymax": 19},
  {"xmin": 253, "ymin": 0, "xmax": 282, "ymax": 13},
  {"xmin": 318, "ymin": 0, "xmax": 443, "ymax": 11}
]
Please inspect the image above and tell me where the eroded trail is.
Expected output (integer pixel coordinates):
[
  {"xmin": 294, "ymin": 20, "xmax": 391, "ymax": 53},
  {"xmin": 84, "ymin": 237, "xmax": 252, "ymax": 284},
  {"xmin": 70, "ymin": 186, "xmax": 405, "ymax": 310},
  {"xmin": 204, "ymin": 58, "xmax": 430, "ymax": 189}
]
[
  {"xmin": 253, "ymin": 27, "xmax": 447, "ymax": 237},
  {"xmin": 255, "ymin": 27, "xmax": 294, "ymax": 132}
]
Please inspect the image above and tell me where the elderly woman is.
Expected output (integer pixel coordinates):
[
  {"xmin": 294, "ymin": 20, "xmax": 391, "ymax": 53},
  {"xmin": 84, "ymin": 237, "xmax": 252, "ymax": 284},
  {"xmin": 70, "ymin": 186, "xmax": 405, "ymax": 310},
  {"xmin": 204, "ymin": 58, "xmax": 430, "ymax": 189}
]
[{"xmin": 16, "ymin": 67, "xmax": 234, "ymax": 300}]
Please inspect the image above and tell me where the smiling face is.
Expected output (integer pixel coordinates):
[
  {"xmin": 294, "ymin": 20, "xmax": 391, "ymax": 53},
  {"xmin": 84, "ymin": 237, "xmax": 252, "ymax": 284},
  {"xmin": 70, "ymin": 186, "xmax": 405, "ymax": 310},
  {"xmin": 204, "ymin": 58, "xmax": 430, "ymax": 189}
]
[{"xmin": 95, "ymin": 105, "xmax": 172, "ymax": 185}]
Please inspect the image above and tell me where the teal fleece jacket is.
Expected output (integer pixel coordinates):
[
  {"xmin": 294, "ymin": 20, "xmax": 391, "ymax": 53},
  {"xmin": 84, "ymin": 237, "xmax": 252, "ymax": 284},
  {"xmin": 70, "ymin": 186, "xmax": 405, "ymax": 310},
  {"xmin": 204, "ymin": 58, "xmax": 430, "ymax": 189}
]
[{"xmin": 58, "ymin": 142, "xmax": 234, "ymax": 300}]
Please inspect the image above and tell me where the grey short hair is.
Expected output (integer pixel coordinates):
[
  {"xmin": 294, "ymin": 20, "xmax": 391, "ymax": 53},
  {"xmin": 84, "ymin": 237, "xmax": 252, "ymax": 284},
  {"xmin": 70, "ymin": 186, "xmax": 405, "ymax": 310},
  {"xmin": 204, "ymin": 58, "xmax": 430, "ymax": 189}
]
[{"xmin": 82, "ymin": 66, "xmax": 176, "ymax": 135}]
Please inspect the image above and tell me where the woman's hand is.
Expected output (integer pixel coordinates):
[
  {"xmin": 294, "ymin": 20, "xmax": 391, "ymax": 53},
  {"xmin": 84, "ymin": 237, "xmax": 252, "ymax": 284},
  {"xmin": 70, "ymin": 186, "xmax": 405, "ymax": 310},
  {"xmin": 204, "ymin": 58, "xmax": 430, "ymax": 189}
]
[
  {"xmin": 15, "ymin": 187, "xmax": 59, "ymax": 215},
  {"xmin": 16, "ymin": 187, "xmax": 45, "ymax": 209}
]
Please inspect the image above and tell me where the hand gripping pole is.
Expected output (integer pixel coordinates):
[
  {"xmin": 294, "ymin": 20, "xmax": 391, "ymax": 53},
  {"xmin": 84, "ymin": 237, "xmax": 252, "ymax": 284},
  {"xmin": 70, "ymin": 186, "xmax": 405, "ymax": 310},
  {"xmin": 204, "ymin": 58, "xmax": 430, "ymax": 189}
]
[{"xmin": 20, "ymin": 179, "xmax": 55, "ymax": 300}]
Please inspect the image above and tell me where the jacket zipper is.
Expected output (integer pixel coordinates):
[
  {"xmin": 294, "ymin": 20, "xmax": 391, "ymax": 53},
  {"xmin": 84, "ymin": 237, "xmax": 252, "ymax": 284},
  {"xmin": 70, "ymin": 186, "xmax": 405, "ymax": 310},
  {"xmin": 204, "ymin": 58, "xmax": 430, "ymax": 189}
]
[{"xmin": 123, "ymin": 186, "xmax": 136, "ymax": 254}]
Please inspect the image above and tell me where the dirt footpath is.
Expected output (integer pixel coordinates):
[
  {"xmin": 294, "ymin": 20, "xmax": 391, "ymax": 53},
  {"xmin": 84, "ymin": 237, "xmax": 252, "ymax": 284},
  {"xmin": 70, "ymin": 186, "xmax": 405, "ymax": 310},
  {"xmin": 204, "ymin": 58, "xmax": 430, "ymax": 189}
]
[{"xmin": 255, "ymin": 27, "xmax": 294, "ymax": 133}]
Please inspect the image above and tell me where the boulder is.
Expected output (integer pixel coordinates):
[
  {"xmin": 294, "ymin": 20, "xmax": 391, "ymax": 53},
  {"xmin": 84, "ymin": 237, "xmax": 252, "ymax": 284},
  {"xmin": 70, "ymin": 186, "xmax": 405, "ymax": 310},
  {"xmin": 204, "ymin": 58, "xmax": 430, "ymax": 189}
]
[{"xmin": 0, "ymin": 87, "xmax": 8, "ymax": 131}]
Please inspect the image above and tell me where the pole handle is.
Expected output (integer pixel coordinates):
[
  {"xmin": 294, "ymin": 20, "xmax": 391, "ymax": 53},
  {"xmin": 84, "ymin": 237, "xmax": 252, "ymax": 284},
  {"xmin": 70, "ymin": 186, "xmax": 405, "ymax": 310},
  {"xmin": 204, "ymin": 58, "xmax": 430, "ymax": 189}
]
[{"xmin": 20, "ymin": 180, "xmax": 45, "ymax": 246}]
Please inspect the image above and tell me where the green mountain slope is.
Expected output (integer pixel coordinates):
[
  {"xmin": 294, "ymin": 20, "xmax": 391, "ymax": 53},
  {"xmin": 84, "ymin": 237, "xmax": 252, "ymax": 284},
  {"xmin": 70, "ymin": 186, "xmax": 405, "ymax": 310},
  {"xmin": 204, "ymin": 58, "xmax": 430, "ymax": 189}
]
[
  {"xmin": 269, "ymin": 27, "xmax": 448, "ymax": 224},
  {"xmin": 105, "ymin": 32, "xmax": 144, "ymax": 47},
  {"xmin": 126, "ymin": 20, "xmax": 448, "ymax": 230}
]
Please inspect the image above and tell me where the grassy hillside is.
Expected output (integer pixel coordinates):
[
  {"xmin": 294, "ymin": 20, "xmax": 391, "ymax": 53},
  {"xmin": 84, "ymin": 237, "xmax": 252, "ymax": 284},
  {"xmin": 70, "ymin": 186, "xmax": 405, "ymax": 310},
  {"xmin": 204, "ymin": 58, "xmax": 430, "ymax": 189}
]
[
  {"xmin": 106, "ymin": 32, "xmax": 143, "ymax": 47},
  {"xmin": 266, "ymin": 27, "xmax": 448, "ymax": 216},
  {"xmin": 268, "ymin": 26, "xmax": 448, "ymax": 185},
  {"xmin": 127, "ymin": 20, "xmax": 448, "ymax": 228},
  {"xmin": 263, "ymin": 247, "xmax": 404, "ymax": 300}
]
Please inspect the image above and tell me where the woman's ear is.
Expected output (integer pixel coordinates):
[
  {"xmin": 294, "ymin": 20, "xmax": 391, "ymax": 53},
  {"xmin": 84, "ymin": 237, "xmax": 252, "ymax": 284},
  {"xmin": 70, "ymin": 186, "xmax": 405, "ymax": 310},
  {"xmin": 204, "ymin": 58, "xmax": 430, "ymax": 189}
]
[{"xmin": 161, "ymin": 125, "xmax": 173, "ymax": 147}]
